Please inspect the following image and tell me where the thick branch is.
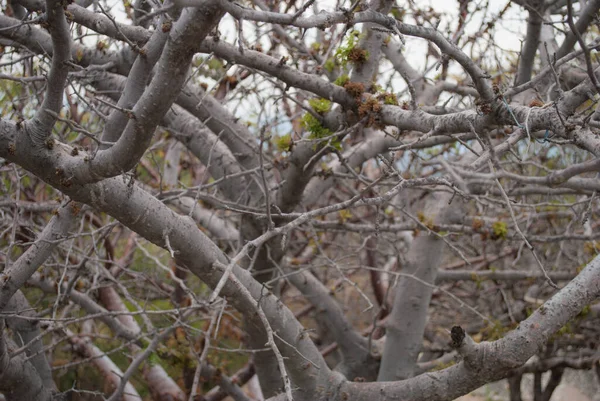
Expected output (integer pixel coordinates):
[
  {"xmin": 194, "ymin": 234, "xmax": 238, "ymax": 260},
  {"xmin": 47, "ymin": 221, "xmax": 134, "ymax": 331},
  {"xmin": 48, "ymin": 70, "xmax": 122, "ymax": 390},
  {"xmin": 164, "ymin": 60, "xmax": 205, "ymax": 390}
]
[
  {"xmin": 287, "ymin": 269, "xmax": 378, "ymax": 380},
  {"xmin": 60, "ymin": 3, "xmax": 224, "ymax": 184},
  {"xmin": 0, "ymin": 202, "xmax": 78, "ymax": 310},
  {"xmin": 555, "ymin": 0, "xmax": 600, "ymax": 59},
  {"xmin": 28, "ymin": 0, "xmax": 72, "ymax": 143},
  {"xmin": 515, "ymin": 8, "xmax": 543, "ymax": 85},
  {"xmin": 0, "ymin": 320, "xmax": 55, "ymax": 401},
  {"xmin": 3, "ymin": 291, "xmax": 55, "ymax": 391},
  {"xmin": 377, "ymin": 192, "xmax": 453, "ymax": 381},
  {"xmin": 340, "ymin": 253, "xmax": 600, "ymax": 401},
  {"xmin": 0, "ymin": 118, "xmax": 330, "ymax": 401}
]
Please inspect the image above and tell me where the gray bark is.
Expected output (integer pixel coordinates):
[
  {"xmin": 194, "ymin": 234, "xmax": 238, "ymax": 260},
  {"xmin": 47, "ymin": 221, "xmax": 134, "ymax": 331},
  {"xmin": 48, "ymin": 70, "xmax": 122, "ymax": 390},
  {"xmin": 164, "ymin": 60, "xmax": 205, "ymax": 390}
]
[{"xmin": 377, "ymin": 192, "xmax": 454, "ymax": 381}]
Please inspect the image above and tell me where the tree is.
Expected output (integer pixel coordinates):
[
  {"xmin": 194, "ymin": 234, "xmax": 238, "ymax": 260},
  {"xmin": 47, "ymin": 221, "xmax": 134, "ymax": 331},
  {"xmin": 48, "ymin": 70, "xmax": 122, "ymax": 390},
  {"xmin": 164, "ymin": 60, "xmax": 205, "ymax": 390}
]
[{"xmin": 0, "ymin": 0, "xmax": 600, "ymax": 399}]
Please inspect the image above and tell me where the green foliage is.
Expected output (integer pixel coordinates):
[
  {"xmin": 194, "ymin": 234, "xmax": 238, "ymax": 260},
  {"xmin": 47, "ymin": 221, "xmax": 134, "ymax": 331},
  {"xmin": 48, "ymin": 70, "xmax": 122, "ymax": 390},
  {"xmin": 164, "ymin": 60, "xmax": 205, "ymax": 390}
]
[
  {"xmin": 491, "ymin": 221, "xmax": 508, "ymax": 240},
  {"xmin": 274, "ymin": 133, "xmax": 292, "ymax": 152},
  {"xmin": 301, "ymin": 113, "xmax": 331, "ymax": 138},
  {"xmin": 334, "ymin": 74, "xmax": 350, "ymax": 86},
  {"xmin": 381, "ymin": 92, "xmax": 399, "ymax": 105},
  {"xmin": 471, "ymin": 272, "xmax": 485, "ymax": 289},
  {"xmin": 338, "ymin": 209, "xmax": 353, "ymax": 223},
  {"xmin": 324, "ymin": 58, "xmax": 336, "ymax": 73},
  {"xmin": 308, "ymin": 98, "xmax": 332, "ymax": 114},
  {"xmin": 301, "ymin": 98, "xmax": 333, "ymax": 140},
  {"xmin": 371, "ymin": 83, "xmax": 383, "ymax": 93},
  {"xmin": 300, "ymin": 99, "xmax": 341, "ymax": 150},
  {"xmin": 75, "ymin": 48, "xmax": 84, "ymax": 62},
  {"xmin": 0, "ymin": 81, "xmax": 23, "ymax": 115},
  {"xmin": 335, "ymin": 30, "xmax": 365, "ymax": 67},
  {"xmin": 416, "ymin": 211, "xmax": 434, "ymax": 229},
  {"xmin": 207, "ymin": 58, "xmax": 224, "ymax": 71},
  {"xmin": 148, "ymin": 351, "xmax": 161, "ymax": 366}
]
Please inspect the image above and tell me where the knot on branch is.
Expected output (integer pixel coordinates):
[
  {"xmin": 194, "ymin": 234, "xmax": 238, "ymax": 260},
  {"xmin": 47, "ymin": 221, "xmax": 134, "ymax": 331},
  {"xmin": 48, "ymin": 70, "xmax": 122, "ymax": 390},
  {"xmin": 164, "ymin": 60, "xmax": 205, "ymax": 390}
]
[
  {"xmin": 449, "ymin": 325, "xmax": 480, "ymax": 369},
  {"xmin": 384, "ymin": 15, "xmax": 398, "ymax": 30},
  {"xmin": 450, "ymin": 325, "xmax": 465, "ymax": 348}
]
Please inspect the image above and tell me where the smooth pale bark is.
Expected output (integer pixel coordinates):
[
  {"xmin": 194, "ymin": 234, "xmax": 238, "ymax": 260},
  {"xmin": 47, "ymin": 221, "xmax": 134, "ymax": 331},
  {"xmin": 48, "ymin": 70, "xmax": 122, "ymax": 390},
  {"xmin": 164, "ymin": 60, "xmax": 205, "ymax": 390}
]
[
  {"xmin": 0, "ymin": 290, "xmax": 58, "ymax": 401},
  {"xmin": 1, "ymin": 0, "xmax": 600, "ymax": 398},
  {"xmin": 0, "ymin": 322, "xmax": 55, "ymax": 401},
  {"xmin": 0, "ymin": 203, "xmax": 78, "ymax": 310},
  {"xmin": 339, "ymin": 253, "xmax": 600, "ymax": 401},
  {"xmin": 555, "ymin": 0, "xmax": 600, "ymax": 59},
  {"xmin": 378, "ymin": 140, "xmax": 481, "ymax": 381},
  {"xmin": 288, "ymin": 269, "xmax": 380, "ymax": 381},
  {"xmin": 377, "ymin": 192, "xmax": 454, "ymax": 381},
  {"xmin": 0, "ymin": 13, "xmax": 135, "ymax": 74},
  {"xmin": 89, "ymin": 72, "xmax": 249, "ymax": 202},
  {"xmin": 384, "ymin": 39, "xmax": 428, "ymax": 97},
  {"xmin": 515, "ymin": 6, "xmax": 543, "ymax": 86},
  {"xmin": 162, "ymin": 104, "xmax": 251, "ymax": 202},
  {"xmin": 168, "ymin": 197, "xmax": 238, "ymax": 242},
  {"xmin": 96, "ymin": 286, "xmax": 186, "ymax": 401},
  {"xmin": 163, "ymin": 141, "xmax": 184, "ymax": 189},
  {"xmin": 176, "ymin": 82, "xmax": 262, "ymax": 176},
  {"xmin": 351, "ymin": 0, "xmax": 396, "ymax": 85},
  {"xmin": 52, "ymin": 3, "xmax": 225, "ymax": 185},
  {"xmin": 67, "ymin": 328, "xmax": 142, "ymax": 401},
  {"xmin": 1, "ymin": 9, "xmax": 595, "ymax": 148},
  {"xmin": 99, "ymin": 21, "xmax": 169, "ymax": 147},
  {"xmin": 3, "ymin": 292, "xmax": 55, "ymax": 391},
  {"xmin": 303, "ymin": 131, "xmax": 402, "ymax": 206},
  {"xmin": 249, "ymin": 1, "xmax": 400, "ymax": 383},
  {"xmin": 0, "ymin": 119, "xmax": 331, "ymax": 401},
  {"xmin": 30, "ymin": 274, "xmax": 141, "ymax": 340},
  {"xmin": 28, "ymin": 0, "xmax": 71, "ymax": 144}
]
